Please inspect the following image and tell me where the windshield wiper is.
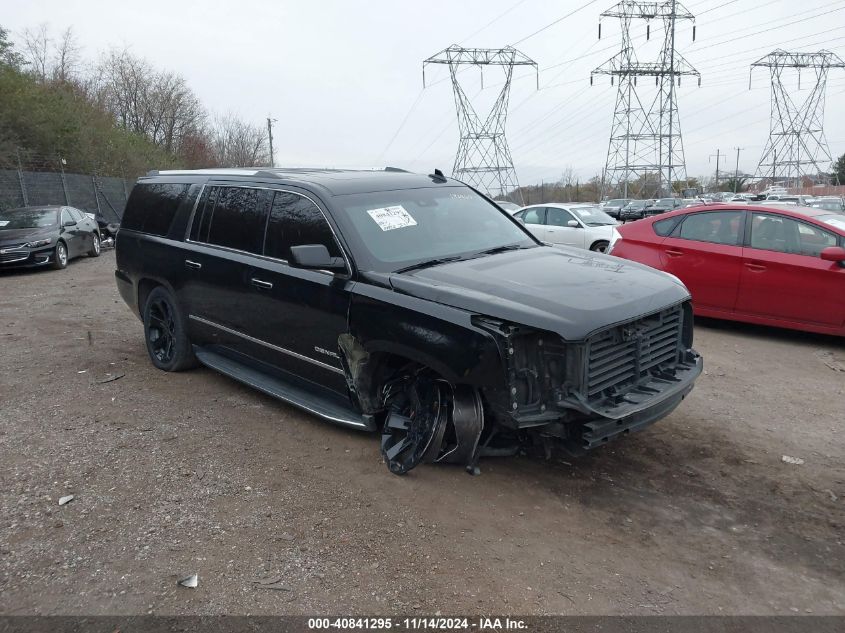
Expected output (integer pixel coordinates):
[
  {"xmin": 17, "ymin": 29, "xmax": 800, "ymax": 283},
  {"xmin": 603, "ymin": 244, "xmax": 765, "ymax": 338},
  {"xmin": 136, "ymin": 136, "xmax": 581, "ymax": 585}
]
[
  {"xmin": 394, "ymin": 256, "xmax": 465, "ymax": 274},
  {"xmin": 473, "ymin": 243, "xmax": 526, "ymax": 257}
]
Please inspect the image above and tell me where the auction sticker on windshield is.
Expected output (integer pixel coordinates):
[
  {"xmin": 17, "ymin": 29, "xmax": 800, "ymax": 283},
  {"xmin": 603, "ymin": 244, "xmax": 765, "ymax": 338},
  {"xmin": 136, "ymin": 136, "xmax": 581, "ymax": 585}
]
[{"xmin": 366, "ymin": 205, "xmax": 417, "ymax": 231}]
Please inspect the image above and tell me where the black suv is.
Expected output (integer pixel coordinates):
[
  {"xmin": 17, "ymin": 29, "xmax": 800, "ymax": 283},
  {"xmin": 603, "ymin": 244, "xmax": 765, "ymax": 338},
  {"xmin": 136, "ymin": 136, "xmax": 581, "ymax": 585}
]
[{"xmin": 115, "ymin": 169, "xmax": 702, "ymax": 475}]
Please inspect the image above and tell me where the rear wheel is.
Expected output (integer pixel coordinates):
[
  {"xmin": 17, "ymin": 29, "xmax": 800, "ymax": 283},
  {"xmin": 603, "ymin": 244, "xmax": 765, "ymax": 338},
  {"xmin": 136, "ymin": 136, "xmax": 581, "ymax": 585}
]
[
  {"xmin": 142, "ymin": 286, "xmax": 197, "ymax": 371},
  {"xmin": 52, "ymin": 241, "xmax": 68, "ymax": 270},
  {"xmin": 590, "ymin": 240, "xmax": 610, "ymax": 253}
]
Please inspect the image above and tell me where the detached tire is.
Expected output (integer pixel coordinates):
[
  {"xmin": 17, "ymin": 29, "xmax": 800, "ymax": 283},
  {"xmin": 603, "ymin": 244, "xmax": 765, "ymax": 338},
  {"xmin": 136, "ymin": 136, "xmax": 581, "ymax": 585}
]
[
  {"xmin": 142, "ymin": 286, "xmax": 197, "ymax": 371},
  {"xmin": 88, "ymin": 233, "xmax": 101, "ymax": 257},
  {"xmin": 52, "ymin": 241, "xmax": 68, "ymax": 270},
  {"xmin": 590, "ymin": 240, "xmax": 610, "ymax": 253}
]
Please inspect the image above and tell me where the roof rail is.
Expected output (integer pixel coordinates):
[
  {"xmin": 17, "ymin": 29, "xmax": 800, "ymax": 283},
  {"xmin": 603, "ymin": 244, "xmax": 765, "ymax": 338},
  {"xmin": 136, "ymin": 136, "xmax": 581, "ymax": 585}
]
[
  {"xmin": 384, "ymin": 166, "xmax": 410, "ymax": 173},
  {"xmin": 146, "ymin": 170, "xmax": 159, "ymax": 176}
]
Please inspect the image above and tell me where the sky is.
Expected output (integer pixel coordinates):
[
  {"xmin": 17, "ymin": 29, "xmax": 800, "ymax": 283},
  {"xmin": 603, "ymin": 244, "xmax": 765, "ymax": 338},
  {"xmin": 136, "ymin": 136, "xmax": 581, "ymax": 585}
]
[{"xmin": 5, "ymin": 0, "xmax": 845, "ymax": 186}]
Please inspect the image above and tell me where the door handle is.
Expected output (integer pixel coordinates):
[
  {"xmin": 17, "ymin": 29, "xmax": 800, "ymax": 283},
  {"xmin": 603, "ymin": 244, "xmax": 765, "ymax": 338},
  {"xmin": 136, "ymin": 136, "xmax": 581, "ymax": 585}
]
[
  {"xmin": 745, "ymin": 262, "xmax": 766, "ymax": 272},
  {"xmin": 251, "ymin": 278, "xmax": 273, "ymax": 290},
  {"xmin": 665, "ymin": 249, "xmax": 683, "ymax": 258},
  {"xmin": 185, "ymin": 260, "xmax": 202, "ymax": 270}
]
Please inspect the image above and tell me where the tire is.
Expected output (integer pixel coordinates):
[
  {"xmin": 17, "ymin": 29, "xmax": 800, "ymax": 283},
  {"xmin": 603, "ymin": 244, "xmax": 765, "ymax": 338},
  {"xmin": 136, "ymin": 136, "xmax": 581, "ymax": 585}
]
[
  {"xmin": 52, "ymin": 241, "xmax": 68, "ymax": 270},
  {"xmin": 590, "ymin": 240, "xmax": 610, "ymax": 253},
  {"xmin": 88, "ymin": 233, "xmax": 101, "ymax": 257},
  {"xmin": 142, "ymin": 286, "xmax": 197, "ymax": 371}
]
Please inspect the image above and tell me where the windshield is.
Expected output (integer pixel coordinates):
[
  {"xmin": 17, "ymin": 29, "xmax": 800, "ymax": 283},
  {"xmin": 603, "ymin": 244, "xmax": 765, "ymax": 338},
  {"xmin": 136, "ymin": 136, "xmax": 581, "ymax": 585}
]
[
  {"xmin": 0, "ymin": 207, "xmax": 58, "ymax": 229},
  {"xmin": 330, "ymin": 186, "xmax": 537, "ymax": 272},
  {"xmin": 605, "ymin": 199, "xmax": 628, "ymax": 207},
  {"xmin": 816, "ymin": 214, "xmax": 845, "ymax": 232},
  {"xmin": 812, "ymin": 200, "xmax": 844, "ymax": 212},
  {"xmin": 572, "ymin": 206, "xmax": 617, "ymax": 226},
  {"xmin": 627, "ymin": 200, "xmax": 648, "ymax": 209}
]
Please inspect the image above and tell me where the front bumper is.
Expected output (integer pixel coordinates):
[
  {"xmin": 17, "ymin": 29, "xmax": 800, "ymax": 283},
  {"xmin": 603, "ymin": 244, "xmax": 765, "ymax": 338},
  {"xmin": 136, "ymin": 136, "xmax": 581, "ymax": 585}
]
[
  {"xmin": 572, "ymin": 351, "xmax": 702, "ymax": 448},
  {"xmin": 0, "ymin": 246, "xmax": 54, "ymax": 269}
]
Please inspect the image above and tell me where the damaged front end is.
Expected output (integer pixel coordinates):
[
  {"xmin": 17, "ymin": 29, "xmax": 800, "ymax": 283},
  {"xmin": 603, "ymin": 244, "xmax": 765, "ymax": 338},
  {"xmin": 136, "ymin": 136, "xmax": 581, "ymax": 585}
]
[
  {"xmin": 476, "ymin": 300, "xmax": 702, "ymax": 455},
  {"xmin": 347, "ymin": 301, "xmax": 701, "ymax": 476}
]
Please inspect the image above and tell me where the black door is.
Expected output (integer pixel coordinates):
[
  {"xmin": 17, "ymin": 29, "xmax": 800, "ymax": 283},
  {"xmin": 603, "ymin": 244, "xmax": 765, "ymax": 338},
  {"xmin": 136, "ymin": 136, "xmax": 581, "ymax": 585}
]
[
  {"xmin": 180, "ymin": 185, "xmax": 274, "ymax": 351},
  {"xmin": 239, "ymin": 188, "xmax": 353, "ymax": 395},
  {"xmin": 59, "ymin": 207, "xmax": 85, "ymax": 257}
]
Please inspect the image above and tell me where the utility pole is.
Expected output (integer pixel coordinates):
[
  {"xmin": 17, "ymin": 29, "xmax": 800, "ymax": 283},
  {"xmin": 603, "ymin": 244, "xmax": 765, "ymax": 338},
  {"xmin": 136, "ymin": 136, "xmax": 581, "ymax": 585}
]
[
  {"xmin": 733, "ymin": 147, "xmax": 743, "ymax": 194},
  {"xmin": 266, "ymin": 116, "xmax": 277, "ymax": 168},
  {"xmin": 709, "ymin": 149, "xmax": 721, "ymax": 191}
]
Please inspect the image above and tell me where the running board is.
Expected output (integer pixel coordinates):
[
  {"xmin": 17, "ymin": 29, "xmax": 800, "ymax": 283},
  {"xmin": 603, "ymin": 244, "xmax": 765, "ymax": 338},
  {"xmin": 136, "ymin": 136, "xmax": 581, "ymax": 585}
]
[{"xmin": 193, "ymin": 347, "xmax": 375, "ymax": 432}]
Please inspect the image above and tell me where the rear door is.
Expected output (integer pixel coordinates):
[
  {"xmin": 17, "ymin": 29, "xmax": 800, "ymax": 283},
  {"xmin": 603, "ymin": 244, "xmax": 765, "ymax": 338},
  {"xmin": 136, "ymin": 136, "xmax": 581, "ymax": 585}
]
[
  {"xmin": 515, "ymin": 207, "xmax": 546, "ymax": 242},
  {"xmin": 659, "ymin": 210, "xmax": 746, "ymax": 313},
  {"xmin": 544, "ymin": 207, "xmax": 585, "ymax": 248},
  {"xmin": 181, "ymin": 185, "xmax": 273, "ymax": 350},
  {"xmin": 735, "ymin": 212, "xmax": 845, "ymax": 327}
]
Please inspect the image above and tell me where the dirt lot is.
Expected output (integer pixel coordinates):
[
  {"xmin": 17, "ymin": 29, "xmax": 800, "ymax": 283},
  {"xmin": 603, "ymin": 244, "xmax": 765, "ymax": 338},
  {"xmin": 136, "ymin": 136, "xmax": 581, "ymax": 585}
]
[{"xmin": 0, "ymin": 251, "xmax": 843, "ymax": 616}]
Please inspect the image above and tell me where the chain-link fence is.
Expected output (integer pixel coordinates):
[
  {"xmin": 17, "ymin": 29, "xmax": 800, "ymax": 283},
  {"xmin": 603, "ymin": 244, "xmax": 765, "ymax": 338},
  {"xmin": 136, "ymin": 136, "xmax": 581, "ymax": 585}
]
[{"xmin": 0, "ymin": 149, "xmax": 139, "ymax": 222}]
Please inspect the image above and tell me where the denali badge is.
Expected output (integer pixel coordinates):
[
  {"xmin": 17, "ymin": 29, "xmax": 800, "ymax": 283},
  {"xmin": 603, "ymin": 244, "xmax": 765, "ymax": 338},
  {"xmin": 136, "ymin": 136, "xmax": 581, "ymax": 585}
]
[{"xmin": 314, "ymin": 346, "xmax": 340, "ymax": 360}]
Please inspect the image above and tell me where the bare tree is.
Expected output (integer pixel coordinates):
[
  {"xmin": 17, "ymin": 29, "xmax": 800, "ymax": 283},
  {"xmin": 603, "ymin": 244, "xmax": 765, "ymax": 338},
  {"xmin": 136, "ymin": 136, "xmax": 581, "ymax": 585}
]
[
  {"xmin": 20, "ymin": 23, "xmax": 49, "ymax": 80},
  {"xmin": 51, "ymin": 27, "xmax": 80, "ymax": 83},
  {"xmin": 210, "ymin": 114, "xmax": 270, "ymax": 167},
  {"xmin": 96, "ymin": 48, "xmax": 207, "ymax": 155}
]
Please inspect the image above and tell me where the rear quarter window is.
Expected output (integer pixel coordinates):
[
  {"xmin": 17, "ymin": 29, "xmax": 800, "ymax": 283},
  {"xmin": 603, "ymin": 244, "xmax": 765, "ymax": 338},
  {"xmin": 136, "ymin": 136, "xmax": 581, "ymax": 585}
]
[
  {"xmin": 123, "ymin": 183, "xmax": 190, "ymax": 236},
  {"xmin": 653, "ymin": 216, "xmax": 683, "ymax": 236}
]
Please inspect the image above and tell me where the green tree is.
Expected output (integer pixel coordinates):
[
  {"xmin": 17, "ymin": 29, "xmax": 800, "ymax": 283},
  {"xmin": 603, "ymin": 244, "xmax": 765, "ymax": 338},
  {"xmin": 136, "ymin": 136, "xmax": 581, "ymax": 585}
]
[
  {"xmin": 833, "ymin": 152, "xmax": 845, "ymax": 185},
  {"xmin": 0, "ymin": 25, "xmax": 23, "ymax": 69}
]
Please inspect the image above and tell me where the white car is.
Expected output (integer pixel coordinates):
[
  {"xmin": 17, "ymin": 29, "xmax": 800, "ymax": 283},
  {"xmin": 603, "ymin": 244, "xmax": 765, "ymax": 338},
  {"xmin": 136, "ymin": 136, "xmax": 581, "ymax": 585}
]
[{"xmin": 514, "ymin": 203, "xmax": 620, "ymax": 253}]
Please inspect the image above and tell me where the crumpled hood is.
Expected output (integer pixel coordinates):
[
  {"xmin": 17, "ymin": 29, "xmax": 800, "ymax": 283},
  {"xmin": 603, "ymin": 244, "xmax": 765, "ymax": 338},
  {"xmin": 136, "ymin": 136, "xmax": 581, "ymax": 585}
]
[{"xmin": 389, "ymin": 246, "xmax": 690, "ymax": 341}]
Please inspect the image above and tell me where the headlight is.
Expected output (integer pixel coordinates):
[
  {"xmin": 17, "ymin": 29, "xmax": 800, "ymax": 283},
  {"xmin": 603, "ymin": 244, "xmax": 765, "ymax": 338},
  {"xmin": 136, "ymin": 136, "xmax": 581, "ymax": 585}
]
[{"xmin": 24, "ymin": 238, "xmax": 51, "ymax": 248}]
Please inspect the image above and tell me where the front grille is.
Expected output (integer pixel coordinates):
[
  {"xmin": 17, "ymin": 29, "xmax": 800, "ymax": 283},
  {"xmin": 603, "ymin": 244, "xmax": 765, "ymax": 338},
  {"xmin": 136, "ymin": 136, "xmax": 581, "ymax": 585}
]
[
  {"xmin": 585, "ymin": 306, "xmax": 683, "ymax": 399},
  {"xmin": 0, "ymin": 250, "xmax": 29, "ymax": 263}
]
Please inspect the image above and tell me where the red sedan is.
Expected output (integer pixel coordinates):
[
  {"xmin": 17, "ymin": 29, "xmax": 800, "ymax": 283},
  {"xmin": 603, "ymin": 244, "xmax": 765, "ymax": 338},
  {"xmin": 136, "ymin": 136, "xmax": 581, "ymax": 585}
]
[{"xmin": 609, "ymin": 204, "xmax": 845, "ymax": 336}]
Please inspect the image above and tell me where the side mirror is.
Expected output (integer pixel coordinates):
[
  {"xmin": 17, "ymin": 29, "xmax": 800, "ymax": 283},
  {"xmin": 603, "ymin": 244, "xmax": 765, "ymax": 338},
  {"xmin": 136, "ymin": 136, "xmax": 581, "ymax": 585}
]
[
  {"xmin": 289, "ymin": 244, "xmax": 346, "ymax": 271},
  {"xmin": 63, "ymin": 220, "xmax": 76, "ymax": 227},
  {"xmin": 567, "ymin": 220, "xmax": 580, "ymax": 228},
  {"xmin": 819, "ymin": 246, "xmax": 845, "ymax": 263},
  {"xmin": 516, "ymin": 217, "xmax": 526, "ymax": 225}
]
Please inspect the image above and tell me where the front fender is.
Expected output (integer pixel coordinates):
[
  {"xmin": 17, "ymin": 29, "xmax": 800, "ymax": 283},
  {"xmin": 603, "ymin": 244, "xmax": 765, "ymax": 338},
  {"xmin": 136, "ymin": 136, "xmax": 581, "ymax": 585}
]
[{"xmin": 348, "ymin": 289, "xmax": 503, "ymax": 388}]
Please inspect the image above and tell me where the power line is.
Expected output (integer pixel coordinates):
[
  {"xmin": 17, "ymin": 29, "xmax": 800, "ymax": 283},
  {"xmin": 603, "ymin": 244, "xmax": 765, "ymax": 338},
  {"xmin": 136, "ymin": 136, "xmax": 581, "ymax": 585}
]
[{"xmin": 511, "ymin": 0, "xmax": 603, "ymax": 45}]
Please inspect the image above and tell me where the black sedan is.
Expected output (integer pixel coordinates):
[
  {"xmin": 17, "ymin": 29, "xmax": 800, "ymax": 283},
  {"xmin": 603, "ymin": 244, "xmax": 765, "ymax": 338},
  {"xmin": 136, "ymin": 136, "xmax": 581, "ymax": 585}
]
[{"xmin": 0, "ymin": 205, "xmax": 101, "ymax": 270}]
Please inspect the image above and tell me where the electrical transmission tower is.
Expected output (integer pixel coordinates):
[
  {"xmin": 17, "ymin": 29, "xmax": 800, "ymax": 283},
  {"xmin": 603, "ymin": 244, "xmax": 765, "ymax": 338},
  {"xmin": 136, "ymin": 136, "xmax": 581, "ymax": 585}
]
[
  {"xmin": 592, "ymin": 0, "xmax": 699, "ymax": 199},
  {"xmin": 750, "ymin": 50, "xmax": 845, "ymax": 188},
  {"xmin": 423, "ymin": 45, "xmax": 537, "ymax": 201}
]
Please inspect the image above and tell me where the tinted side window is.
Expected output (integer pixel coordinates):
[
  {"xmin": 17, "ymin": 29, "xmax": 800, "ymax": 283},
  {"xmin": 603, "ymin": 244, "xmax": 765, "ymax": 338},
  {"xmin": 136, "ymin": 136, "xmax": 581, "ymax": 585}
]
[
  {"xmin": 521, "ymin": 208, "xmax": 545, "ymax": 225},
  {"xmin": 264, "ymin": 192, "xmax": 341, "ymax": 261},
  {"xmin": 203, "ymin": 187, "xmax": 271, "ymax": 254},
  {"xmin": 123, "ymin": 183, "xmax": 190, "ymax": 236},
  {"xmin": 61, "ymin": 208, "xmax": 74, "ymax": 225},
  {"xmin": 677, "ymin": 211, "xmax": 743, "ymax": 245},
  {"xmin": 68, "ymin": 208, "xmax": 84, "ymax": 222}
]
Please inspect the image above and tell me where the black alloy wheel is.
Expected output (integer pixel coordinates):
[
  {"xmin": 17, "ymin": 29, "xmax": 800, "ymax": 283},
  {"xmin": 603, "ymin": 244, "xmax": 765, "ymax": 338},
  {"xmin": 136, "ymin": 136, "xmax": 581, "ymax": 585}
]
[
  {"xmin": 381, "ymin": 372, "xmax": 450, "ymax": 475},
  {"xmin": 142, "ymin": 287, "xmax": 197, "ymax": 371}
]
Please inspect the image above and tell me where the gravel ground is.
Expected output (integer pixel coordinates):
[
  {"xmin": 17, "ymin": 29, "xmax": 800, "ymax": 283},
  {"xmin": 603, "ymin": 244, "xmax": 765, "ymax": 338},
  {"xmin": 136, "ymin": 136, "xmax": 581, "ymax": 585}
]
[{"xmin": 0, "ymin": 251, "xmax": 843, "ymax": 615}]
